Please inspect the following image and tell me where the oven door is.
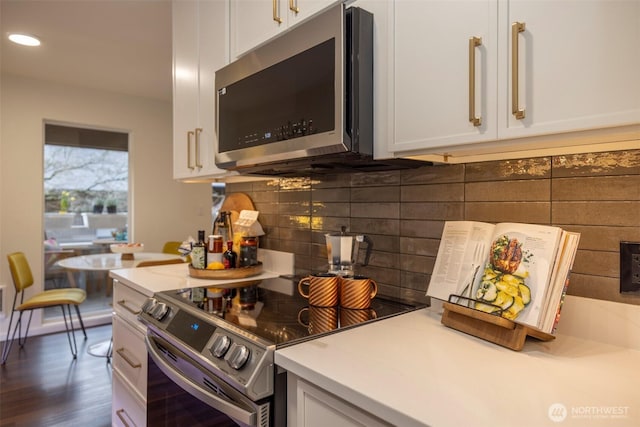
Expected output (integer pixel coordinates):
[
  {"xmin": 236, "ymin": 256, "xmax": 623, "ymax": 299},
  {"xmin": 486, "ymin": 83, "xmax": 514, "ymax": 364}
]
[{"xmin": 145, "ymin": 332, "xmax": 271, "ymax": 427}]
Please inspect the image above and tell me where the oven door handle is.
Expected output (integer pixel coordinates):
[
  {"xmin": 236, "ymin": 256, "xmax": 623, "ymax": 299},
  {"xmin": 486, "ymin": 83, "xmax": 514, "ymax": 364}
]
[{"xmin": 145, "ymin": 333, "xmax": 260, "ymax": 427}]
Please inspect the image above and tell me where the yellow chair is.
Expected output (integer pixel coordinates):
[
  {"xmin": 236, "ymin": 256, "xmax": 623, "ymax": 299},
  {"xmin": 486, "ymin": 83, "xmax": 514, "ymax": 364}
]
[
  {"xmin": 1, "ymin": 252, "xmax": 87, "ymax": 365},
  {"xmin": 162, "ymin": 241, "xmax": 183, "ymax": 255}
]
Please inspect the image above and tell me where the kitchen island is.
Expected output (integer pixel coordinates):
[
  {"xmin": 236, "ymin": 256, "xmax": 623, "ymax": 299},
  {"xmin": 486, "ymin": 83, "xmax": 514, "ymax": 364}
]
[{"xmin": 276, "ymin": 297, "xmax": 640, "ymax": 427}]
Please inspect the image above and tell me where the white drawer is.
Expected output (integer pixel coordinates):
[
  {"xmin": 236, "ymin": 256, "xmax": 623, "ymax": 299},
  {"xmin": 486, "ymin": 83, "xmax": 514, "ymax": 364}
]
[
  {"xmin": 112, "ymin": 314, "xmax": 147, "ymax": 399},
  {"xmin": 113, "ymin": 280, "xmax": 148, "ymax": 330},
  {"xmin": 112, "ymin": 369, "xmax": 146, "ymax": 427}
]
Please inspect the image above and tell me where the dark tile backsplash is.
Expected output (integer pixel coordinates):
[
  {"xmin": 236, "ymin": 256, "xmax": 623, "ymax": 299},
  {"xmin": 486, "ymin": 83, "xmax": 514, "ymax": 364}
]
[{"xmin": 227, "ymin": 149, "xmax": 640, "ymax": 306}]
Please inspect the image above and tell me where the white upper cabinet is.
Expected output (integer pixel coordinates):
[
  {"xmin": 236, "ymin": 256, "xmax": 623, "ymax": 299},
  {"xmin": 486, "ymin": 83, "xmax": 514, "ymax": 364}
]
[
  {"xmin": 230, "ymin": 0, "xmax": 338, "ymax": 59},
  {"xmin": 499, "ymin": 0, "xmax": 640, "ymax": 139},
  {"xmin": 390, "ymin": 0, "xmax": 640, "ymax": 158},
  {"xmin": 391, "ymin": 0, "xmax": 498, "ymax": 152},
  {"xmin": 173, "ymin": 0, "xmax": 229, "ymax": 180}
]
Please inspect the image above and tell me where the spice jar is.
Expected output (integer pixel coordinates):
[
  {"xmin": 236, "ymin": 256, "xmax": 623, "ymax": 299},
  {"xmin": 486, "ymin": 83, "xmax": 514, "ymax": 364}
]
[{"xmin": 239, "ymin": 236, "xmax": 258, "ymax": 267}]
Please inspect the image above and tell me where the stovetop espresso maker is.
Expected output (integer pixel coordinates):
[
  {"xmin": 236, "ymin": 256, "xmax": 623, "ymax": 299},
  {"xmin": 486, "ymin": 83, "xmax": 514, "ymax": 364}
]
[{"xmin": 325, "ymin": 226, "xmax": 373, "ymax": 276}]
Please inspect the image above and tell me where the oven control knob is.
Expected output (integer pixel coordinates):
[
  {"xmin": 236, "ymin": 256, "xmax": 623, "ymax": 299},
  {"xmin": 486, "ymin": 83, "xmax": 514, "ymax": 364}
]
[
  {"xmin": 141, "ymin": 298, "xmax": 157, "ymax": 314},
  {"xmin": 225, "ymin": 343, "xmax": 250, "ymax": 370},
  {"xmin": 210, "ymin": 335, "xmax": 231, "ymax": 358},
  {"xmin": 151, "ymin": 302, "xmax": 169, "ymax": 321}
]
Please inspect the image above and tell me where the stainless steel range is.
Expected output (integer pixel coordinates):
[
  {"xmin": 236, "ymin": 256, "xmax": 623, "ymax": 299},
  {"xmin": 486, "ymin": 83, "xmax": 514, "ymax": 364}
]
[{"xmin": 138, "ymin": 277, "xmax": 420, "ymax": 427}]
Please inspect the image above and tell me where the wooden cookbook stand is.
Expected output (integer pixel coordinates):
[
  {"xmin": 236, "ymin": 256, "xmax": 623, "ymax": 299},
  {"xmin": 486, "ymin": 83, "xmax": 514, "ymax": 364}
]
[{"xmin": 441, "ymin": 298, "xmax": 555, "ymax": 351}]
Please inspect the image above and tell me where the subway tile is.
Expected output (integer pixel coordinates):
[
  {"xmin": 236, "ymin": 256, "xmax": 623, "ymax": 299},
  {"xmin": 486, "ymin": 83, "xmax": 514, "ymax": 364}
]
[
  {"xmin": 278, "ymin": 227, "xmax": 313, "ymax": 243},
  {"xmin": 552, "ymin": 176, "xmax": 640, "ymax": 201},
  {"xmin": 377, "ymin": 282, "xmax": 402, "ymax": 300},
  {"xmin": 278, "ymin": 202, "xmax": 310, "ymax": 216},
  {"xmin": 400, "ymin": 237, "xmax": 441, "ymax": 257},
  {"xmin": 276, "ymin": 177, "xmax": 311, "ymax": 191},
  {"xmin": 278, "ymin": 190, "xmax": 311, "ymax": 203},
  {"xmin": 311, "ymin": 173, "xmax": 352, "ymax": 189},
  {"xmin": 558, "ymin": 225, "xmax": 640, "ymax": 252},
  {"xmin": 465, "ymin": 157, "xmax": 551, "ymax": 182},
  {"xmin": 400, "ymin": 220, "xmax": 445, "ymax": 239},
  {"xmin": 465, "ymin": 202, "xmax": 551, "ymax": 224},
  {"xmin": 400, "ymin": 270, "xmax": 430, "ymax": 292},
  {"xmin": 465, "ymin": 180, "xmax": 550, "ymax": 202},
  {"xmin": 367, "ymin": 251, "xmax": 400, "ymax": 269},
  {"xmin": 312, "ymin": 216, "xmax": 351, "ymax": 232},
  {"xmin": 311, "ymin": 202, "xmax": 350, "ymax": 218},
  {"xmin": 566, "ymin": 273, "xmax": 628, "ymax": 304},
  {"xmin": 351, "ymin": 202, "xmax": 399, "ymax": 219},
  {"xmin": 278, "ymin": 215, "xmax": 312, "ymax": 229},
  {"xmin": 399, "ymin": 254, "xmax": 434, "ymax": 275},
  {"xmin": 351, "ymin": 186, "xmax": 400, "ymax": 203},
  {"xmin": 312, "ymin": 187, "xmax": 351, "ymax": 203},
  {"xmin": 552, "ymin": 201, "xmax": 640, "ymax": 226},
  {"xmin": 250, "ymin": 189, "xmax": 279, "ymax": 204},
  {"xmin": 401, "ymin": 183, "xmax": 465, "ymax": 202},
  {"xmin": 351, "ymin": 170, "xmax": 401, "ymax": 187},
  {"xmin": 401, "ymin": 202, "xmax": 464, "ymax": 220},
  {"xmin": 571, "ymin": 249, "xmax": 618, "ymax": 278},
  {"xmin": 401, "ymin": 163, "xmax": 465, "ymax": 185},
  {"xmin": 553, "ymin": 150, "xmax": 640, "ymax": 178},
  {"xmin": 350, "ymin": 218, "xmax": 399, "ymax": 236},
  {"xmin": 250, "ymin": 179, "xmax": 281, "ymax": 192},
  {"xmin": 362, "ymin": 234, "xmax": 399, "ymax": 253}
]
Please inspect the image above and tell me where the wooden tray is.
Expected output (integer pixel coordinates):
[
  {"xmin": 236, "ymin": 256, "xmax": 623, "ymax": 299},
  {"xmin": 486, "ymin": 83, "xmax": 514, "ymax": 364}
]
[
  {"xmin": 441, "ymin": 302, "xmax": 555, "ymax": 351},
  {"xmin": 188, "ymin": 263, "xmax": 263, "ymax": 280}
]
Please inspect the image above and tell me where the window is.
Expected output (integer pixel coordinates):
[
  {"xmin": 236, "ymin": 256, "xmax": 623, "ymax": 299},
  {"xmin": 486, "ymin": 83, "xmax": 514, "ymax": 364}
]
[{"xmin": 43, "ymin": 124, "xmax": 129, "ymax": 319}]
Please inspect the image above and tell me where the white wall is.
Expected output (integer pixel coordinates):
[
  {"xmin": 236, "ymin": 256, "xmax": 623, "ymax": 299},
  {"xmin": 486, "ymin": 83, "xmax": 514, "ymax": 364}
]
[{"xmin": 0, "ymin": 73, "xmax": 211, "ymax": 336}]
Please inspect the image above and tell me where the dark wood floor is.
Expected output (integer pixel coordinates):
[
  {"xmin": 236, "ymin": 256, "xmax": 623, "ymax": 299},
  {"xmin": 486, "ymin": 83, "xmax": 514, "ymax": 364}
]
[{"xmin": 0, "ymin": 324, "xmax": 113, "ymax": 427}]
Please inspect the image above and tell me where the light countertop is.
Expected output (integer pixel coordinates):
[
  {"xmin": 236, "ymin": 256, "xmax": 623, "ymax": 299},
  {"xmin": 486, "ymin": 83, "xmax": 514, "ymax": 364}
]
[
  {"xmin": 109, "ymin": 249, "xmax": 294, "ymax": 296},
  {"xmin": 276, "ymin": 302, "xmax": 640, "ymax": 427}
]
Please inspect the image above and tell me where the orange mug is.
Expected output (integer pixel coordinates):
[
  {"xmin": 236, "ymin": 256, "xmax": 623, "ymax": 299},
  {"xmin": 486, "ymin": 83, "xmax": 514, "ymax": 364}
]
[
  {"xmin": 339, "ymin": 276, "xmax": 378, "ymax": 309},
  {"xmin": 340, "ymin": 308, "xmax": 377, "ymax": 327},
  {"xmin": 297, "ymin": 273, "xmax": 339, "ymax": 307},
  {"xmin": 297, "ymin": 306, "xmax": 338, "ymax": 334}
]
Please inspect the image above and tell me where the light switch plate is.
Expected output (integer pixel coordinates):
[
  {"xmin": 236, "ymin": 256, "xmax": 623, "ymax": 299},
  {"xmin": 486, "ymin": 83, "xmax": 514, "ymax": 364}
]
[{"xmin": 620, "ymin": 241, "xmax": 640, "ymax": 293}]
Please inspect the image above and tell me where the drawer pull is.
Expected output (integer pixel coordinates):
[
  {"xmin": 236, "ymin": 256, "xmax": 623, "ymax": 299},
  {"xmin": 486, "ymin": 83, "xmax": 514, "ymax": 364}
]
[
  {"xmin": 117, "ymin": 299, "xmax": 141, "ymax": 315},
  {"xmin": 116, "ymin": 408, "xmax": 133, "ymax": 427},
  {"xmin": 511, "ymin": 21, "xmax": 526, "ymax": 120},
  {"xmin": 272, "ymin": 0, "xmax": 283, "ymax": 23},
  {"xmin": 116, "ymin": 348, "xmax": 142, "ymax": 369},
  {"xmin": 468, "ymin": 36, "xmax": 482, "ymax": 127},
  {"xmin": 187, "ymin": 130, "xmax": 195, "ymax": 169},
  {"xmin": 194, "ymin": 127, "xmax": 203, "ymax": 168},
  {"xmin": 289, "ymin": 0, "xmax": 299, "ymax": 13}
]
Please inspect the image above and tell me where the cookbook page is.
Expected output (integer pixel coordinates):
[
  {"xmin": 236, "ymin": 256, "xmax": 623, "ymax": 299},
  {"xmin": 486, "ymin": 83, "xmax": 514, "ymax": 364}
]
[
  {"xmin": 427, "ymin": 221, "xmax": 494, "ymax": 302},
  {"xmin": 471, "ymin": 222, "xmax": 563, "ymax": 329}
]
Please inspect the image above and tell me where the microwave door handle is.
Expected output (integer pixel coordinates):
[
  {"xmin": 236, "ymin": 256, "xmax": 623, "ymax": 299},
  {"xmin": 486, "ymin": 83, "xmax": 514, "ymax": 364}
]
[{"xmin": 145, "ymin": 333, "xmax": 259, "ymax": 427}]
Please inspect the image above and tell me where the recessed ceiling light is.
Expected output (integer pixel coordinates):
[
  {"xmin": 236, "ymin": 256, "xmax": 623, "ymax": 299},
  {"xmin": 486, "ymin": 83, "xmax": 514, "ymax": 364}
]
[{"xmin": 8, "ymin": 33, "xmax": 41, "ymax": 47}]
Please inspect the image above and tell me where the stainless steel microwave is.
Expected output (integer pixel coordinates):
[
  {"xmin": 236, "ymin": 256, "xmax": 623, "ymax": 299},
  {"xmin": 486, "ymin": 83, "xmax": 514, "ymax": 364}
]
[{"xmin": 214, "ymin": 4, "xmax": 375, "ymax": 175}]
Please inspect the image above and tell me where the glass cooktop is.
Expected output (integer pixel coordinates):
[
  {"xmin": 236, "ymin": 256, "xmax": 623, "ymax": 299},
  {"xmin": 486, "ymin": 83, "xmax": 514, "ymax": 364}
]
[{"xmin": 157, "ymin": 276, "xmax": 423, "ymax": 348}]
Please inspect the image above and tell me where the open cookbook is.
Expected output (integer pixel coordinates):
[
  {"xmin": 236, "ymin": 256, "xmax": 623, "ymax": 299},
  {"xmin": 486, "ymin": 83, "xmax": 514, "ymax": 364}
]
[{"xmin": 427, "ymin": 221, "xmax": 580, "ymax": 334}]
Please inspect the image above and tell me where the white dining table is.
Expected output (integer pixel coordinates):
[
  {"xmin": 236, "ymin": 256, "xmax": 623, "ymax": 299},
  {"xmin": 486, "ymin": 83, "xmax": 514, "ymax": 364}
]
[
  {"xmin": 57, "ymin": 252, "xmax": 182, "ymax": 273},
  {"xmin": 56, "ymin": 251, "xmax": 183, "ymax": 360}
]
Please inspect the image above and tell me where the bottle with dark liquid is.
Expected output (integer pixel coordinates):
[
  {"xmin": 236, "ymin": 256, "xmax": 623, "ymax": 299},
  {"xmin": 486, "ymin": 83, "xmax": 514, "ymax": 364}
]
[
  {"xmin": 222, "ymin": 241, "xmax": 237, "ymax": 269},
  {"xmin": 191, "ymin": 230, "xmax": 207, "ymax": 269}
]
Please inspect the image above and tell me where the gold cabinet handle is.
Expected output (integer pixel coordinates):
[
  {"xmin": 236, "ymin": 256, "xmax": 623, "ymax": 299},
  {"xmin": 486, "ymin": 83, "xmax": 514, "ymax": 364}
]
[
  {"xmin": 289, "ymin": 0, "xmax": 299, "ymax": 13},
  {"xmin": 273, "ymin": 0, "xmax": 283, "ymax": 23},
  {"xmin": 117, "ymin": 299, "xmax": 141, "ymax": 315},
  {"xmin": 115, "ymin": 409, "xmax": 132, "ymax": 427},
  {"xmin": 511, "ymin": 21, "xmax": 526, "ymax": 120},
  {"xmin": 116, "ymin": 347, "xmax": 142, "ymax": 369},
  {"xmin": 468, "ymin": 36, "xmax": 482, "ymax": 127},
  {"xmin": 187, "ymin": 130, "xmax": 195, "ymax": 170},
  {"xmin": 195, "ymin": 127, "xmax": 203, "ymax": 168}
]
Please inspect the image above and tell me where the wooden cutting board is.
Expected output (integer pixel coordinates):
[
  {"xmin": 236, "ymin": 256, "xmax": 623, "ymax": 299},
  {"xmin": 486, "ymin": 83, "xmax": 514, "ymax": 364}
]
[{"xmin": 221, "ymin": 193, "xmax": 256, "ymax": 225}]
